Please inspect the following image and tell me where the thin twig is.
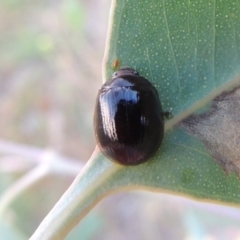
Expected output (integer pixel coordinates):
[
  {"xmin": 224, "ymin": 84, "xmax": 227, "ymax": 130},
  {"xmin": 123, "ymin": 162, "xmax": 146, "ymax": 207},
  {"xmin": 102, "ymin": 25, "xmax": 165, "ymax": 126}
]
[
  {"xmin": 0, "ymin": 140, "xmax": 43, "ymax": 162},
  {"xmin": 0, "ymin": 150, "xmax": 83, "ymax": 217},
  {"xmin": 0, "ymin": 139, "xmax": 84, "ymax": 167},
  {"xmin": 0, "ymin": 164, "xmax": 48, "ymax": 217}
]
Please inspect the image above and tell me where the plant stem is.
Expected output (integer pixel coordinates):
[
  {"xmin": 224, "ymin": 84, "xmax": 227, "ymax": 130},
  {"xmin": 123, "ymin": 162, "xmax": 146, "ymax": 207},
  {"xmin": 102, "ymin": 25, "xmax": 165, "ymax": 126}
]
[{"xmin": 30, "ymin": 147, "xmax": 120, "ymax": 240}]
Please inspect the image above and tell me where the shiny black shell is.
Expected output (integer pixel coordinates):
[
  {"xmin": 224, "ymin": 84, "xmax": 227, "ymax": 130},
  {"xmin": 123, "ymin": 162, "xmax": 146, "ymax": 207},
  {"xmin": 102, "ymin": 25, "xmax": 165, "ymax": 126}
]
[{"xmin": 94, "ymin": 67, "xmax": 164, "ymax": 165}]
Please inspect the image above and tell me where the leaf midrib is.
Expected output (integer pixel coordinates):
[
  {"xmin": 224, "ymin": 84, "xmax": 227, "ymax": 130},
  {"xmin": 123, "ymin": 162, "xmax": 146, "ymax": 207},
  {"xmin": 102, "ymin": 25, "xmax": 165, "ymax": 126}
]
[{"xmin": 165, "ymin": 74, "xmax": 240, "ymax": 132}]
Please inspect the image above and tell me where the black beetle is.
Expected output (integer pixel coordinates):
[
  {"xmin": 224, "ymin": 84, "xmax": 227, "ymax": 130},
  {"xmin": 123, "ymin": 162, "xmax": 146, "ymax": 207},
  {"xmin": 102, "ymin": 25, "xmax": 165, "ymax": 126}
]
[{"xmin": 94, "ymin": 67, "xmax": 164, "ymax": 165}]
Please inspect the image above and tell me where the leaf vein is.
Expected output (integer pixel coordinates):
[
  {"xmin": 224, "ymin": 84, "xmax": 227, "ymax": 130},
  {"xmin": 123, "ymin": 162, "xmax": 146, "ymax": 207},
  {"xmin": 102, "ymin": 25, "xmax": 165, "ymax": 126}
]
[{"xmin": 162, "ymin": 0, "xmax": 181, "ymax": 100}]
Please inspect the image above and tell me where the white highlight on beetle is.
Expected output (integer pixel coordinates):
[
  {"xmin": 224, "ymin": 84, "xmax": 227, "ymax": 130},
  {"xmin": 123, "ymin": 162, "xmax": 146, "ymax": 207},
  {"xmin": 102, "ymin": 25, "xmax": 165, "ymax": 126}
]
[
  {"xmin": 100, "ymin": 87, "xmax": 138, "ymax": 141},
  {"xmin": 100, "ymin": 90, "xmax": 118, "ymax": 141}
]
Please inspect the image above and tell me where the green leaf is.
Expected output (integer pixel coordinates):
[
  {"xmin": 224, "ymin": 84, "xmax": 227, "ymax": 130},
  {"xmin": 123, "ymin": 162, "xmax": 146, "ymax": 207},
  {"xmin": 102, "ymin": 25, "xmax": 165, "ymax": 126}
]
[
  {"xmin": 103, "ymin": 0, "xmax": 240, "ymax": 202},
  {"xmin": 31, "ymin": 0, "xmax": 240, "ymax": 239}
]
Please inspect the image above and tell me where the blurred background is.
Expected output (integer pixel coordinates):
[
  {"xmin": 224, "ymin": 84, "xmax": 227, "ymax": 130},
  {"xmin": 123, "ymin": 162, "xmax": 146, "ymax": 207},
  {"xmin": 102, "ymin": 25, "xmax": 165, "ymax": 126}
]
[
  {"xmin": 0, "ymin": 0, "xmax": 240, "ymax": 239},
  {"xmin": 0, "ymin": 0, "xmax": 107, "ymax": 158}
]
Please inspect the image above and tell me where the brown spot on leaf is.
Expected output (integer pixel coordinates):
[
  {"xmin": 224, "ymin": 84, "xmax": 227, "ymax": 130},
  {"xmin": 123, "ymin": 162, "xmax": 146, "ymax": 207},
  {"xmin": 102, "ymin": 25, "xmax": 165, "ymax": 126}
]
[
  {"xmin": 179, "ymin": 87, "xmax": 240, "ymax": 177},
  {"xmin": 112, "ymin": 58, "xmax": 120, "ymax": 69}
]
